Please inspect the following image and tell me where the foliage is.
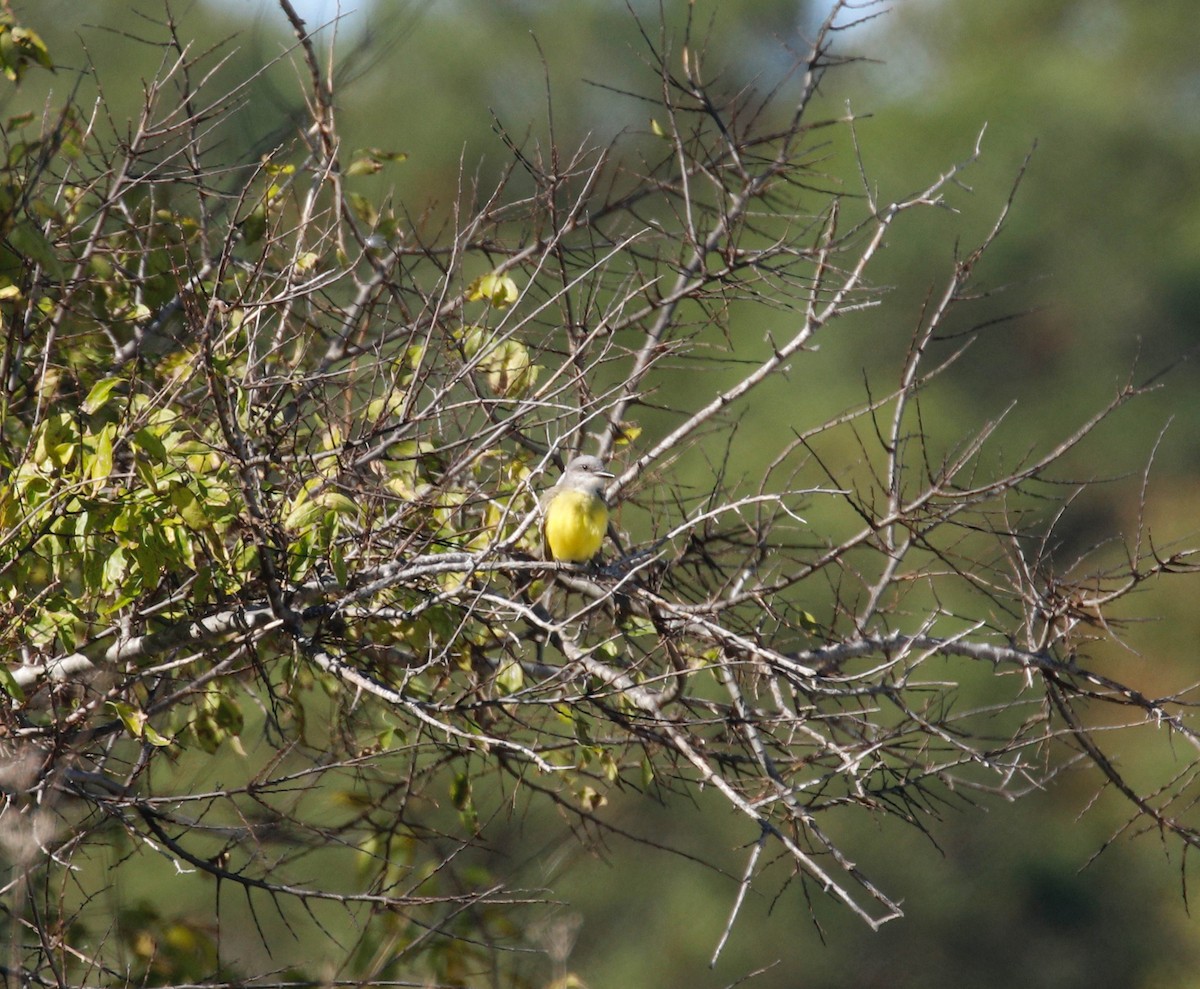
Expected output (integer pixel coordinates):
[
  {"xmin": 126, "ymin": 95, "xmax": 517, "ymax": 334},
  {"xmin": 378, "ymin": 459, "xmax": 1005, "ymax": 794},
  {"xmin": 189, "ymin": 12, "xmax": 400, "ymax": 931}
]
[{"xmin": 3, "ymin": 2, "xmax": 1200, "ymax": 987}]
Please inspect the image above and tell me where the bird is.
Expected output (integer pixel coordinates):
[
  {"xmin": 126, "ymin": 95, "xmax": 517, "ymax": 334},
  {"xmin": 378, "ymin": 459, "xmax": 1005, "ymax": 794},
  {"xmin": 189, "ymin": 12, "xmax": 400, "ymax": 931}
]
[{"xmin": 541, "ymin": 455, "xmax": 615, "ymax": 563}]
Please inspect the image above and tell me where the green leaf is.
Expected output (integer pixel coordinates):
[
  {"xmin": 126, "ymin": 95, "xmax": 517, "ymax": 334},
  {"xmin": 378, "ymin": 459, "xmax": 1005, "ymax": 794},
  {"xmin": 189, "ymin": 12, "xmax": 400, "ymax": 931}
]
[
  {"xmin": 450, "ymin": 771, "xmax": 471, "ymax": 810},
  {"xmin": 287, "ymin": 529, "xmax": 318, "ymax": 582},
  {"xmin": 451, "ymin": 771, "xmax": 479, "ymax": 833},
  {"xmin": 108, "ymin": 700, "xmax": 171, "ymax": 746},
  {"xmin": 319, "ymin": 492, "xmax": 360, "ymax": 518},
  {"xmin": 365, "ymin": 391, "xmax": 405, "ymax": 423},
  {"xmin": 133, "ymin": 456, "xmax": 161, "ymax": 492},
  {"xmin": 188, "ymin": 688, "xmax": 243, "ymax": 753},
  {"xmin": 89, "ymin": 422, "xmax": 115, "ymax": 485},
  {"xmin": 458, "ymin": 324, "xmax": 487, "ymax": 358},
  {"xmin": 0, "ymin": 20, "xmax": 53, "ymax": 83},
  {"xmin": 170, "ymin": 483, "xmax": 209, "ymax": 529},
  {"xmin": 240, "ymin": 202, "xmax": 267, "ymax": 244},
  {"xmin": 82, "ymin": 377, "xmax": 124, "ymax": 414},
  {"xmin": 32, "ymin": 412, "xmax": 77, "ymax": 470},
  {"xmin": 346, "ymin": 192, "xmax": 378, "ymax": 226},
  {"xmin": 0, "ymin": 665, "xmax": 25, "ymax": 703},
  {"xmin": 619, "ymin": 615, "xmax": 656, "ymax": 637},
  {"xmin": 102, "ymin": 545, "xmax": 128, "ymax": 587},
  {"xmin": 495, "ymin": 659, "xmax": 524, "ymax": 695},
  {"xmin": 141, "ymin": 722, "xmax": 172, "ymax": 747},
  {"xmin": 345, "ymin": 157, "xmax": 382, "ymax": 178},
  {"xmin": 8, "ymin": 221, "xmax": 63, "ymax": 277},
  {"xmin": 132, "ymin": 428, "xmax": 168, "ymax": 462},
  {"xmin": 284, "ymin": 497, "xmax": 324, "ymax": 532},
  {"xmin": 345, "ymin": 147, "xmax": 408, "ymax": 177}
]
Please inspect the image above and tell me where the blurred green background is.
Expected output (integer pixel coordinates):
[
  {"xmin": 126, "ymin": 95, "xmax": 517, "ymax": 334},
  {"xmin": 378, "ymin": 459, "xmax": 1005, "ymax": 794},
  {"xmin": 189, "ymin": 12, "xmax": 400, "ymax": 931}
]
[{"xmin": 12, "ymin": 0, "xmax": 1200, "ymax": 985}]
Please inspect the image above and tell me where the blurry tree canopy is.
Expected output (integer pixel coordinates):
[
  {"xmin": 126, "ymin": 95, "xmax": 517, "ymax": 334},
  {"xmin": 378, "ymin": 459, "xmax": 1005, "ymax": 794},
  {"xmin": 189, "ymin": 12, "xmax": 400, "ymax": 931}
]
[{"xmin": 3, "ymin": 2, "xmax": 1200, "ymax": 987}]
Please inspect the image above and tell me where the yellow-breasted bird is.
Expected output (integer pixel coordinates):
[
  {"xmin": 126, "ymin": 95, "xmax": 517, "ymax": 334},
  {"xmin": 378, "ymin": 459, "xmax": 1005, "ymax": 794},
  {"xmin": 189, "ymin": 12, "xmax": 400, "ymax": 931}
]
[{"xmin": 541, "ymin": 455, "xmax": 615, "ymax": 563}]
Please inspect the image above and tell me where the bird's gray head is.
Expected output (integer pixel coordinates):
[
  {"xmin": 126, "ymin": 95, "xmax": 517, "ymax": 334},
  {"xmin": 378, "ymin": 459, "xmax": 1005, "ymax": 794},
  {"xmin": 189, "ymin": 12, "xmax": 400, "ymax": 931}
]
[{"xmin": 560, "ymin": 455, "xmax": 614, "ymax": 498}]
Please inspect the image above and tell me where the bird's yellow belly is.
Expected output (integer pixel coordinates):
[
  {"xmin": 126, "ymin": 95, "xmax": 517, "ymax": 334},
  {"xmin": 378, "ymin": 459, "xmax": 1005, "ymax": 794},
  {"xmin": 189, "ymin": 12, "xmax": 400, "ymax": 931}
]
[{"xmin": 544, "ymin": 490, "xmax": 607, "ymax": 562}]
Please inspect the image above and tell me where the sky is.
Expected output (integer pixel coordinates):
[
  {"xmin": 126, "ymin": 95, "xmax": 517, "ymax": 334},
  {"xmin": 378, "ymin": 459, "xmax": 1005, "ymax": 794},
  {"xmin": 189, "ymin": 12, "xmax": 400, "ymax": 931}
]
[
  {"xmin": 222, "ymin": 0, "xmax": 863, "ymax": 33},
  {"xmin": 233, "ymin": 0, "xmax": 367, "ymax": 28}
]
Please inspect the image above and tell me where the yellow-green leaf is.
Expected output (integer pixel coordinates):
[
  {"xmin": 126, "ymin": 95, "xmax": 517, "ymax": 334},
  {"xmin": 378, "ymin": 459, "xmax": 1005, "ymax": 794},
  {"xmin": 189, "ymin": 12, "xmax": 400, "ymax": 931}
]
[
  {"xmin": 465, "ymin": 272, "xmax": 519, "ymax": 308},
  {"xmin": 346, "ymin": 192, "xmax": 378, "ymax": 226},
  {"xmin": 613, "ymin": 421, "xmax": 642, "ymax": 446},
  {"xmin": 478, "ymin": 340, "xmax": 540, "ymax": 397},
  {"xmin": 495, "ymin": 659, "xmax": 524, "ymax": 695},
  {"xmin": 318, "ymin": 491, "xmax": 360, "ymax": 518},
  {"xmin": 0, "ymin": 21, "xmax": 53, "ymax": 83},
  {"xmin": 578, "ymin": 785, "xmax": 606, "ymax": 812},
  {"xmin": 170, "ymin": 483, "xmax": 209, "ymax": 529},
  {"xmin": 88, "ymin": 423, "xmax": 115, "ymax": 486},
  {"xmin": 346, "ymin": 147, "xmax": 408, "ymax": 177},
  {"xmin": 82, "ymin": 377, "xmax": 124, "ymax": 414},
  {"xmin": 108, "ymin": 701, "xmax": 170, "ymax": 745}
]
